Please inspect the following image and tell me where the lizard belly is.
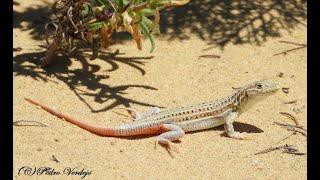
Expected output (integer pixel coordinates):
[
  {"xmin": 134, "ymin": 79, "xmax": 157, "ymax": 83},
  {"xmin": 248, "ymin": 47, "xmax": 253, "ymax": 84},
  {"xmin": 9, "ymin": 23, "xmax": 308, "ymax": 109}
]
[{"xmin": 174, "ymin": 116, "xmax": 226, "ymax": 132}]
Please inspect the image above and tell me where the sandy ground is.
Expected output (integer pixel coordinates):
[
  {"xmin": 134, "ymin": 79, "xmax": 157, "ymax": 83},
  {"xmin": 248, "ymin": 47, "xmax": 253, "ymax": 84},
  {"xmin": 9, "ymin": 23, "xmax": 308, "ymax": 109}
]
[{"xmin": 13, "ymin": 0, "xmax": 307, "ymax": 179}]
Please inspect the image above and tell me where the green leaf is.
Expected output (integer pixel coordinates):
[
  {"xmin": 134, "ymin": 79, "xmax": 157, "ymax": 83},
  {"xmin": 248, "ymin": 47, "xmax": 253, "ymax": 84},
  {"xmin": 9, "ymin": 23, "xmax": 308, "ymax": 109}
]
[
  {"xmin": 141, "ymin": 15, "xmax": 160, "ymax": 34},
  {"xmin": 86, "ymin": 22, "xmax": 105, "ymax": 30},
  {"xmin": 114, "ymin": 0, "xmax": 129, "ymax": 11},
  {"xmin": 132, "ymin": 0, "xmax": 143, "ymax": 5},
  {"xmin": 149, "ymin": 0, "xmax": 166, "ymax": 9},
  {"xmin": 138, "ymin": 8, "xmax": 154, "ymax": 16},
  {"xmin": 81, "ymin": 3, "xmax": 91, "ymax": 18},
  {"xmin": 139, "ymin": 22, "xmax": 155, "ymax": 53}
]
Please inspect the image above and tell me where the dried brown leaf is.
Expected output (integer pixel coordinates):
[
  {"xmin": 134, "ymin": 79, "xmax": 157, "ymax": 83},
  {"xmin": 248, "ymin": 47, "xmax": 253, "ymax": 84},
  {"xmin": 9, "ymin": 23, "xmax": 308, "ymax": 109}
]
[
  {"xmin": 122, "ymin": 11, "xmax": 133, "ymax": 34},
  {"xmin": 132, "ymin": 23, "xmax": 142, "ymax": 50},
  {"xmin": 110, "ymin": 13, "xmax": 118, "ymax": 30},
  {"xmin": 86, "ymin": 31, "xmax": 94, "ymax": 44},
  {"xmin": 149, "ymin": 10, "xmax": 160, "ymax": 33},
  {"xmin": 100, "ymin": 24, "xmax": 113, "ymax": 49},
  {"xmin": 163, "ymin": 0, "xmax": 191, "ymax": 6}
]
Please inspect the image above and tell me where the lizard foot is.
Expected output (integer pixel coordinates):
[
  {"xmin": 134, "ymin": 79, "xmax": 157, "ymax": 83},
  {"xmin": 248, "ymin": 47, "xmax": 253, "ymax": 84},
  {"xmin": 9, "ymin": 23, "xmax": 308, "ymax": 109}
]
[
  {"xmin": 155, "ymin": 124, "xmax": 185, "ymax": 153},
  {"xmin": 155, "ymin": 137, "xmax": 180, "ymax": 153},
  {"xmin": 228, "ymin": 132, "xmax": 251, "ymax": 140}
]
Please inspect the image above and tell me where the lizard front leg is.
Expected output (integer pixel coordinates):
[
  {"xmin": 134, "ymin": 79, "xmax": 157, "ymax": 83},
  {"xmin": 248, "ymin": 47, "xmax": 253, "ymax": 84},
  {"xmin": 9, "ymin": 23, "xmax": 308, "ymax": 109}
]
[
  {"xmin": 155, "ymin": 124, "xmax": 185, "ymax": 153},
  {"xmin": 224, "ymin": 111, "xmax": 249, "ymax": 140}
]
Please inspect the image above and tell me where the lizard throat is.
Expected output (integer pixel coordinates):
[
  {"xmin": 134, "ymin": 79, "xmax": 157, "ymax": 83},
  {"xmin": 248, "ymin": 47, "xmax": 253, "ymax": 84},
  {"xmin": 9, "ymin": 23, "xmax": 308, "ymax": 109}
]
[{"xmin": 238, "ymin": 93, "xmax": 269, "ymax": 114}]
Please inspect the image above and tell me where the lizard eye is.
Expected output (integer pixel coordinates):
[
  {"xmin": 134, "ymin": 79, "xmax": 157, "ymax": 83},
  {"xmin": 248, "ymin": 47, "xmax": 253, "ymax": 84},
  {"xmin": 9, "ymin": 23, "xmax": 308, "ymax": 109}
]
[{"xmin": 256, "ymin": 84, "xmax": 262, "ymax": 89}]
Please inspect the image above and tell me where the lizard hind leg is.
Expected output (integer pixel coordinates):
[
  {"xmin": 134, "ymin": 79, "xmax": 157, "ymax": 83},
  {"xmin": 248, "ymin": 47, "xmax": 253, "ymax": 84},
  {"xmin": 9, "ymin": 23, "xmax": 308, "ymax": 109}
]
[
  {"xmin": 143, "ymin": 107, "xmax": 161, "ymax": 118},
  {"xmin": 113, "ymin": 107, "xmax": 161, "ymax": 121},
  {"xmin": 155, "ymin": 124, "xmax": 185, "ymax": 153},
  {"xmin": 112, "ymin": 107, "xmax": 142, "ymax": 120}
]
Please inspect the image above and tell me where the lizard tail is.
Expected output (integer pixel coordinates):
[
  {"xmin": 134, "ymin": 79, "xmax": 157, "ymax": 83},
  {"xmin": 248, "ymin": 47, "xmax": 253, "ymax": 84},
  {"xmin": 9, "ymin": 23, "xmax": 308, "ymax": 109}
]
[{"xmin": 24, "ymin": 98, "xmax": 117, "ymax": 136}]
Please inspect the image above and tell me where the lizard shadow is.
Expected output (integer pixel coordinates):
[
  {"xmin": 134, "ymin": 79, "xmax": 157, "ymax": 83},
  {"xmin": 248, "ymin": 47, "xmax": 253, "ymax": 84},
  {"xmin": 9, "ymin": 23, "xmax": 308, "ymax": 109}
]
[
  {"xmin": 114, "ymin": 135, "xmax": 181, "ymax": 158},
  {"xmin": 13, "ymin": 48, "xmax": 161, "ymax": 113},
  {"xmin": 187, "ymin": 121, "xmax": 264, "ymax": 136}
]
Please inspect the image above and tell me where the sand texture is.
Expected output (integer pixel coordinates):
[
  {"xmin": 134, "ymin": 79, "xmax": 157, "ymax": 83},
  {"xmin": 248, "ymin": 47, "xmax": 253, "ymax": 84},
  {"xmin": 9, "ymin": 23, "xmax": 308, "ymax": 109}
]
[{"xmin": 14, "ymin": 0, "xmax": 307, "ymax": 179}]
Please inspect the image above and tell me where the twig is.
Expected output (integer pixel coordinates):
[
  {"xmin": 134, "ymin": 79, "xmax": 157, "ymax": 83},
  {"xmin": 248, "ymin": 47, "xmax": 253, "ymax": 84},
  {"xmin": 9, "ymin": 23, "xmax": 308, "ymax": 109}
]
[
  {"xmin": 273, "ymin": 46, "xmax": 306, "ymax": 56},
  {"xmin": 13, "ymin": 120, "xmax": 49, "ymax": 127},
  {"xmin": 283, "ymin": 150, "xmax": 306, "ymax": 156},
  {"xmin": 255, "ymin": 144, "xmax": 305, "ymax": 155},
  {"xmin": 67, "ymin": 6, "xmax": 79, "ymax": 34},
  {"xmin": 273, "ymin": 133, "xmax": 295, "ymax": 145},
  {"xmin": 287, "ymin": 128, "xmax": 307, "ymax": 137},
  {"xmin": 13, "ymin": 47, "xmax": 22, "ymax": 51},
  {"xmin": 273, "ymin": 122, "xmax": 307, "ymax": 138},
  {"xmin": 273, "ymin": 122, "xmax": 301, "ymax": 129},
  {"xmin": 273, "ymin": 41, "xmax": 307, "ymax": 56},
  {"xmin": 284, "ymin": 100, "xmax": 297, "ymax": 104},
  {"xmin": 278, "ymin": 41, "xmax": 306, "ymax": 46},
  {"xmin": 107, "ymin": 0, "xmax": 117, "ymax": 13},
  {"xmin": 51, "ymin": 155, "xmax": 59, "ymax": 163},
  {"xmin": 199, "ymin": 55, "xmax": 221, "ymax": 59},
  {"xmin": 273, "ymin": 122, "xmax": 307, "ymax": 132},
  {"xmin": 279, "ymin": 111, "xmax": 299, "ymax": 125},
  {"xmin": 255, "ymin": 144, "xmax": 292, "ymax": 155}
]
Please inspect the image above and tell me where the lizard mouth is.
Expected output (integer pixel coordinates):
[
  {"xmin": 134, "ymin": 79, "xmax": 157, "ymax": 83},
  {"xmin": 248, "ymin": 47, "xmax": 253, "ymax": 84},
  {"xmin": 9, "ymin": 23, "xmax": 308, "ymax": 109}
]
[
  {"xmin": 267, "ymin": 86, "xmax": 279, "ymax": 94},
  {"xmin": 267, "ymin": 83, "xmax": 280, "ymax": 92}
]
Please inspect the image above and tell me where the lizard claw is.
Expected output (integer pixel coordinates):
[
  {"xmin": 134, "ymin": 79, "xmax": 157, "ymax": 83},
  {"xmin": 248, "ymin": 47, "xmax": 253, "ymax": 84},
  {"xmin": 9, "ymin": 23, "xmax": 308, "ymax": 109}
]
[
  {"xmin": 155, "ymin": 138, "xmax": 180, "ymax": 153},
  {"xmin": 235, "ymin": 136, "xmax": 251, "ymax": 140},
  {"xmin": 113, "ymin": 107, "xmax": 141, "ymax": 120},
  {"xmin": 168, "ymin": 142, "xmax": 180, "ymax": 153},
  {"xmin": 228, "ymin": 132, "xmax": 251, "ymax": 140}
]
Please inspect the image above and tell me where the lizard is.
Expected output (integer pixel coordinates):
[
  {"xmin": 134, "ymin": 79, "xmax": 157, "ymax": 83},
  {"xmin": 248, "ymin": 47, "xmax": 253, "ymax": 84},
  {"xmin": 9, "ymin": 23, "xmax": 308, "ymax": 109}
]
[{"xmin": 24, "ymin": 79, "xmax": 279, "ymax": 152}]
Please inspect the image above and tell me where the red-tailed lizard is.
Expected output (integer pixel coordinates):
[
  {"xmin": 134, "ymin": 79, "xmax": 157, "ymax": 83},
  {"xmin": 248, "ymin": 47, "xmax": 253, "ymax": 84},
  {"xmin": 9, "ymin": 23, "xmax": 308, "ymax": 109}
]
[{"xmin": 25, "ymin": 80, "xmax": 279, "ymax": 152}]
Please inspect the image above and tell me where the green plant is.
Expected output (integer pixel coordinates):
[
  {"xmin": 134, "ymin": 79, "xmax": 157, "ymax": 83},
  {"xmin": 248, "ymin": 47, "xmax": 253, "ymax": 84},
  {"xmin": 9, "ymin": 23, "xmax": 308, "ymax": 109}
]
[{"xmin": 42, "ymin": 0, "xmax": 190, "ymax": 67}]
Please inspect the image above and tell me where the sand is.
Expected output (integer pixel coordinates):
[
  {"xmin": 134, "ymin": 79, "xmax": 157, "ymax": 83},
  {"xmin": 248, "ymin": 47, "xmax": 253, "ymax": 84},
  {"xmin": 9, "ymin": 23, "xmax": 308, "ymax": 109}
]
[{"xmin": 13, "ymin": 0, "xmax": 307, "ymax": 179}]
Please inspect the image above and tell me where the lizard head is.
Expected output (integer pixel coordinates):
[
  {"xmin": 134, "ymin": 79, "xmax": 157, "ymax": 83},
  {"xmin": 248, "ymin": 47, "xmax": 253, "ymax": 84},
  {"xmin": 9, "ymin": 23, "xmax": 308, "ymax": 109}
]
[
  {"xmin": 244, "ymin": 79, "xmax": 279, "ymax": 97},
  {"xmin": 233, "ymin": 80, "xmax": 279, "ymax": 114}
]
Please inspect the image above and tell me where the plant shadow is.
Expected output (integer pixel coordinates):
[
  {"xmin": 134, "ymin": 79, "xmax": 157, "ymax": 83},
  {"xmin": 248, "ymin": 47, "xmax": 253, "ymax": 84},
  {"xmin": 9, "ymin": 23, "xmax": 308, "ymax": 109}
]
[
  {"xmin": 13, "ymin": 1, "xmax": 52, "ymax": 41},
  {"xmin": 159, "ymin": 0, "xmax": 307, "ymax": 49},
  {"xmin": 13, "ymin": 48, "xmax": 158, "ymax": 113}
]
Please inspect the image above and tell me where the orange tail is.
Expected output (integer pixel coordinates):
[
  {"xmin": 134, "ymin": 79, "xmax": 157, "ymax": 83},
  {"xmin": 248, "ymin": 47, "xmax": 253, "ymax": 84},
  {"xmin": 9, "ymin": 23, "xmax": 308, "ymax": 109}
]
[{"xmin": 24, "ymin": 98, "xmax": 117, "ymax": 136}]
